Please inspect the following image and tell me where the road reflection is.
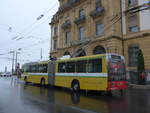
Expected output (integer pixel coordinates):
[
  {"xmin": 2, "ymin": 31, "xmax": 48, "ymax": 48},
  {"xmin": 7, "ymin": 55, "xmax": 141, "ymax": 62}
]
[
  {"xmin": 20, "ymin": 85, "xmax": 128, "ymax": 113},
  {"xmin": 1, "ymin": 78, "xmax": 150, "ymax": 113}
]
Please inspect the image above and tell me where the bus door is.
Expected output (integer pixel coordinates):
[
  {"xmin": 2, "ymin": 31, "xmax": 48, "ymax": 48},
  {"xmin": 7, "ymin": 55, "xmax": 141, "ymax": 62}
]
[{"xmin": 48, "ymin": 61, "xmax": 55, "ymax": 86}]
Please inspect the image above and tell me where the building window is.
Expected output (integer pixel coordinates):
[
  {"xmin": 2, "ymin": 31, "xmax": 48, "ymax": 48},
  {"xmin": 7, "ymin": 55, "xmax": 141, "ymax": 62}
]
[
  {"xmin": 93, "ymin": 45, "xmax": 106, "ymax": 54},
  {"xmin": 64, "ymin": 51, "xmax": 70, "ymax": 56},
  {"xmin": 79, "ymin": 9, "xmax": 85, "ymax": 18},
  {"xmin": 53, "ymin": 40, "xmax": 57, "ymax": 50},
  {"xmin": 96, "ymin": 21, "xmax": 104, "ymax": 36},
  {"xmin": 78, "ymin": 27, "xmax": 85, "ymax": 41},
  {"xmin": 54, "ymin": 27, "xmax": 58, "ymax": 36},
  {"xmin": 65, "ymin": 31, "xmax": 71, "ymax": 44},
  {"xmin": 128, "ymin": 14, "xmax": 139, "ymax": 33},
  {"xmin": 128, "ymin": 45, "xmax": 139, "ymax": 66},
  {"xmin": 96, "ymin": 0, "xmax": 102, "ymax": 11},
  {"xmin": 96, "ymin": 6, "xmax": 102, "ymax": 12},
  {"xmin": 128, "ymin": 0, "xmax": 137, "ymax": 6},
  {"xmin": 129, "ymin": 26, "xmax": 138, "ymax": 32}
]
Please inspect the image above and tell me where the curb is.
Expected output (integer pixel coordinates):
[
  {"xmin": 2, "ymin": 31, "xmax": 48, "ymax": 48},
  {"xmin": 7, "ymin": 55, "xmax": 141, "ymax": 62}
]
[{"xmin": 128, "ymin": 84, "xmax": 150, "ymax": 89}]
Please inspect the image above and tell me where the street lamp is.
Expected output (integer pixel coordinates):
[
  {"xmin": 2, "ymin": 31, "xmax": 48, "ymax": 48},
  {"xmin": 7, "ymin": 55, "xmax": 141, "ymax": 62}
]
[
  {"xmin": 15, "ymin": 48, "xmax": 22, "ymax": 73},
  {"xmin": 0, "ymin": 24, "xmax": 12, "ymax": 32},
  {"xmin": 15, "ymin": 52, "xmax": 20, "ymax": 72},
  {"xmin": 9, "ymin": 48, "xmax": 22, "ymax": 75}
]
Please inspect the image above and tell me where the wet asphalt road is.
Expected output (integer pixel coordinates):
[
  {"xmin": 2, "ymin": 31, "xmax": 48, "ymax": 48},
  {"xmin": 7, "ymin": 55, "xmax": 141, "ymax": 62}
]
[{"xmin": 0, "ymin": 77, "xmax": 150, "ymax": 113}]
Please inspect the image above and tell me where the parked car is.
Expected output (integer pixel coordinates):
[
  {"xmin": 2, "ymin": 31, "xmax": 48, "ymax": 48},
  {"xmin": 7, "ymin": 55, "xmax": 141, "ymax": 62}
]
[{"xmin": 1, "ymin": 72, "xmax": 12, "ymax": 77}]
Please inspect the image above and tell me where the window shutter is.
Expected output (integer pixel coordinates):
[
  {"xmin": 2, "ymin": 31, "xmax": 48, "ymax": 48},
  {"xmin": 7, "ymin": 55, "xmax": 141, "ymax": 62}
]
[{"xmin": 128, "ymin": 15, "xmax": 138, "ymax": 27}]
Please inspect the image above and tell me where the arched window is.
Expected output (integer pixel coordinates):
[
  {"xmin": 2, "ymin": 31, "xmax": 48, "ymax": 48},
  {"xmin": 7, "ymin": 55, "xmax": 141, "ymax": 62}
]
[
  {"xmin": 93, "ymin": 45, "xmax": 106, "ymax": 55},
  {"xmin": 64, "ymin": 51, "xmax": 71, "ymax": 56},
  {"xmin": 128, "ymin": 44, "xmax": 139, "ymax": 66}
]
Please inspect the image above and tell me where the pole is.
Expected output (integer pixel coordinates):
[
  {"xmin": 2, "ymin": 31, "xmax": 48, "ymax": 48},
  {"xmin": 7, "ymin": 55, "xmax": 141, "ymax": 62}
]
[
  {"xmin": 50, "ymin": 26, "xmax": 52, "ymax": 52},
  {"xmin": 5, "ymin": 66, "xmax": 7, "ymax": 72},
  {"xmin": 11, "ymin": 51, "xmax": 15, "ymax": 75},
  {"xmin": 15, "ymin": 52, "xmax": 18, "ymax": 73},
  {"xmin": 41, "ymin": 48, "xmax": 43, "ymax": 61},
  {"xmin": 120, "ymin": 0, "xmax": 124, "ymax": 56}
]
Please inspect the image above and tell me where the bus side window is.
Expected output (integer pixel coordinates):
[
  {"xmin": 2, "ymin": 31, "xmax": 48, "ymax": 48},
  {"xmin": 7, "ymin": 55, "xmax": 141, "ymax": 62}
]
[
  {"xmin": 29, "ymin": 65, "xmax": 32, "ymax": 72},
  {"xmin": 38, "ymin": 65, "xmax": 43, "ymax": 73},
  {"xmin": 21, "ymin": 69, "xmax": 24, "ymax": 73},
  {"xmin": 31, "ymin": 65, "xmax": 38, "ymax": 73},
  {"xmin": 35, "ymin": 65, "xmax": 38, "ymax": 73},
  {"xmin": 76, "ymin": 60, "xmax": 87, "ymax": 73},
  {"xmin": 31, "ymin": 65, "xmax": 34, "ymax": 73},
  {"xmin": 23, "ymin": 65, "xmax": 29, "ymax": 73},
  {"xmin": 58, "ymin": 63, "xmax": 66, "ymax": 73},
  {"xmin": 66, "ymin": 62, "xmax": 75, "ymax": 73},
  {"xmin": 43, "ymin": 64, "xmax": 48, "ymax": 73},
  {"xmin": 38, "ymin": 64, "xmax": 47, "ymax": 73},
  {"xmin": 87, "ymin": 59, "xmax": 102, "ymax": 73},
  {"xmin": 26, "ymin": 67, "xmax": 29, "ymax": 73}
]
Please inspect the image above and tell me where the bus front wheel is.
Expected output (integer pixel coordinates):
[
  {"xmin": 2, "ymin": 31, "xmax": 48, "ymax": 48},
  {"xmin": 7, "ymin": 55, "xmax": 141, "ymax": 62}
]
[{"xmin": 71, "ymin": 80, "xmax": 80, "ymax": 92}]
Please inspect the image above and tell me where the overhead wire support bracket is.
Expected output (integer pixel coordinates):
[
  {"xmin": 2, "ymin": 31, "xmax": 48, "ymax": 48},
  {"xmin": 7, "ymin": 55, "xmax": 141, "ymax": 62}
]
[{"xmin": 125, "ymin": 2, "xmax": 150, "ymax": 14}]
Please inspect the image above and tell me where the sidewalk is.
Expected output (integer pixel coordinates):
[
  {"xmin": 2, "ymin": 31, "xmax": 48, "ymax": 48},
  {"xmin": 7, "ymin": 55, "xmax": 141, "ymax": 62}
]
[{"xmin": 128, "ymin": 83, "xmax": 150, "ymax": 89}]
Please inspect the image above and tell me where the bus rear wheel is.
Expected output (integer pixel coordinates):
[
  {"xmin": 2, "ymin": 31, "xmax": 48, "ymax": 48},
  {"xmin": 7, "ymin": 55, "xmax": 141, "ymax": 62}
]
[
  {"xmin": 71, "ymin": 80, "xmax": 80, "ymax": 92},
  {"xmin": 40, "ymin": 78, "xmax": 45, "ymax": 87}
]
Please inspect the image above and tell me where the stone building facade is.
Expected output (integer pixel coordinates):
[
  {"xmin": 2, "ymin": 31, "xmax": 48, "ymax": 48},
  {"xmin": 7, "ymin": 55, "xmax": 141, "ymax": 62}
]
[
  {"xmin": 49, "ymin": 0, "xmax": 150, "ymax": 75},
  {"xmin": 122, "ymin": 0, "xmax": 150, "ymax": 77}
]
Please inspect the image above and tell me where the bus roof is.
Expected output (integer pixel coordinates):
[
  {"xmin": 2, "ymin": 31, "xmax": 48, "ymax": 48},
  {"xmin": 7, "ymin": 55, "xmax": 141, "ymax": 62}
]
[
  {"xmin": 23, "ymin": 61, "xmax": 48, "ymax": 66},
  {"xmin": 55, "ymin": 53, "xmax": 123, "ymax": 63}
]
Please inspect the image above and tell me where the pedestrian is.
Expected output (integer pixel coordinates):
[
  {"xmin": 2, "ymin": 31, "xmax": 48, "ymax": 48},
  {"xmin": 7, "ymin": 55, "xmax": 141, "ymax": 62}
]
[{"xmin": 140, "ymin": 72, "xmax": 146, "ymax": 85}]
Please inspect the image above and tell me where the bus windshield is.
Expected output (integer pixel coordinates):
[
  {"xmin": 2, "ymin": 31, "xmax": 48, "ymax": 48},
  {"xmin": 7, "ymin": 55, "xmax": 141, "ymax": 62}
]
[{"xmin": 107, "ymin": 55, "xmax": 126, "ymax": 81}]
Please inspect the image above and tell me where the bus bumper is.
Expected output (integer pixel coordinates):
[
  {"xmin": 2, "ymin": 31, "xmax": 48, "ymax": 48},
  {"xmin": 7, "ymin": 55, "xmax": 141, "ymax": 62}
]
[{"xmin": 107, "ymin": 81, "xmax": 127, "ymax": 91}]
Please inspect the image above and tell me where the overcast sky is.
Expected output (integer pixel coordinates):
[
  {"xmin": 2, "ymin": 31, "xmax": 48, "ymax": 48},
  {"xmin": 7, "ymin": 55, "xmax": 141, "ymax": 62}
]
[{"xmin": 0, "ymin": 0, "xmax": 59, "ymax": 72}]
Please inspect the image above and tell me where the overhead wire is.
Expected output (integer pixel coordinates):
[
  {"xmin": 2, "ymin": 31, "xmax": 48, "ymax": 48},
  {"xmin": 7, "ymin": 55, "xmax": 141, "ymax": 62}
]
[
  {"xmin": 0, "ymin": 57, "xmax": 31, "ymax": 62},
  {"xmin": 11, "ymin": 1, "xmax": 123, "ymax": 59},
  {"xmin": 2, "ymin": 1, "xmax": 148, "ymax": 64},
  {"xmin": 0, "ymin": 2, "xmax": 58, "ymax": 66},
  {"xmin": 0, "ymin": 2, "xmax": 58, "ymax": 61},
  {"xmin": 13, "ymin": 2, "xmax": 58, "ymax": 41},
  {"xmin": 11, "ymin": 21, "xmax": 37, "ymax": 40}
]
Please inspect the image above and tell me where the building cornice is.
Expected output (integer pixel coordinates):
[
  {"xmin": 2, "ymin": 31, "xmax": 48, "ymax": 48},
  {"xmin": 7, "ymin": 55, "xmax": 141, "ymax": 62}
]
[
  {"xmin": 50, "ymin": 50, "xmax": 58, "ymax": 54},
  {"xmin": 124, "ymin": 30, "xmax": 150, "ymax": 41},
  {"xmin": 54, "ymin": 35, "xmax": 122, "ymax": 51},
  {"xmin": 58, "ymin": 0, "xmax": 86, "ymax": 14}
]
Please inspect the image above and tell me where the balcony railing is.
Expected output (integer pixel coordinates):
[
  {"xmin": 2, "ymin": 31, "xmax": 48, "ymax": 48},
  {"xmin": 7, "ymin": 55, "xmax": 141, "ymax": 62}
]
[
  {"xmin": 90, "ymin": 6, "xmax": 105, "ymax": 18},
  {"xmin": 52, "ymin": 35, "xmax": 58, "ymax": 39},
  {"xmin": 61, "ymin": 20, "xmax": 71, "ymax": 30},
  {"xmin": 59, "ymin": 0, "xmax": 81, "ymax": 12},
  {"xmin": 74, "ymin": 15, "xmax": 86, "ymax": 25}
]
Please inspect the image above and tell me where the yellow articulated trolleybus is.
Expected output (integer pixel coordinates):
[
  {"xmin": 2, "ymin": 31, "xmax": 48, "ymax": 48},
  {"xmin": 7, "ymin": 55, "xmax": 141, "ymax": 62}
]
[{"xmin": 21, "ymin": 54, "xmax": 127, "ymax": 92}]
